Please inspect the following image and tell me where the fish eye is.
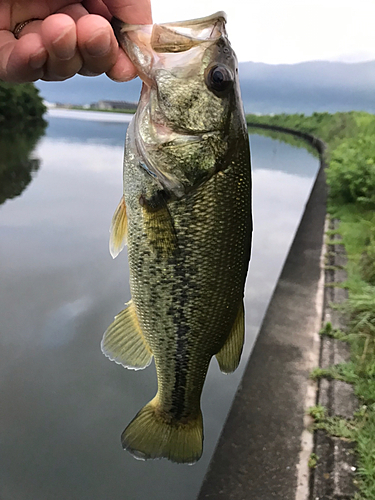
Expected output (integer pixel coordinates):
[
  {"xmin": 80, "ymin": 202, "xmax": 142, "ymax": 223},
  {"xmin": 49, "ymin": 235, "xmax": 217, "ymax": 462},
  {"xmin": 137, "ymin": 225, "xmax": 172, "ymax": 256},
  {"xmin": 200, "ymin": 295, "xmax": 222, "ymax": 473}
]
[{"xmin": 205, "ymin": 65, "xmax": 234, "ymax": 94}]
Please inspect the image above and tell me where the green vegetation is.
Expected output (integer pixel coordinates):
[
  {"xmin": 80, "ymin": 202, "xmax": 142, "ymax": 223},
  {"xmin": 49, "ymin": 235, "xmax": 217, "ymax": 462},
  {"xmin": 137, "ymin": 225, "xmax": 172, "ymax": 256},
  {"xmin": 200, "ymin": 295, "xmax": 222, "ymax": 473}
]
[
  {"xmin": 246, "ymin": 111, "xmax": 362, "ymax": 149},
  {"xmin": 319, "ymin": 322, "xmax": 347, "ymax": 341},
  {"xmin": 309, "ymin": 404, "xmax": 326, "ymax": 421},
  {"xmin": 0, "ymin": 82, "xmax": 47, "ymax": 204},
  {"xmin": 247, "ymin": 123, "xmax": 319, "ymax": 157},
  {"xmin": 311, "ymin": 412, "xmax": 357, "ymax": 440},
  {"xmin": 327, "ymin": 135, "xmax": 375, "ymax": 208},
  {"xmin": 0, "ymin": 81, "xmax": 46, "ymax": 131},
  {"xmin": 0, "ymin": 127, "xmax": 46, "ymax": 205},
  {"xmin": 308, "ymin": 453, "xmax": 319, "ymax": 469},
  {"xmin": 246, "ymin": 111, "xmax": 375, "ymax": 499}
]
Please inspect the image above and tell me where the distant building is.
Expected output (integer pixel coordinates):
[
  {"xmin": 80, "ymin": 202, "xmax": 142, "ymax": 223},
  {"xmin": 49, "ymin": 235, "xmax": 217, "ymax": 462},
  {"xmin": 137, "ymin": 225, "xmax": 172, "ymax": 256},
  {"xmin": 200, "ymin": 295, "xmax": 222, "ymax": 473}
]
[
  {"xmin": 93, "ymin": 100, "xmax": 138, "ymax": 110},
  {"xmin": 43, "ymin": 101, "xmax": 56, "ymax": 109}
]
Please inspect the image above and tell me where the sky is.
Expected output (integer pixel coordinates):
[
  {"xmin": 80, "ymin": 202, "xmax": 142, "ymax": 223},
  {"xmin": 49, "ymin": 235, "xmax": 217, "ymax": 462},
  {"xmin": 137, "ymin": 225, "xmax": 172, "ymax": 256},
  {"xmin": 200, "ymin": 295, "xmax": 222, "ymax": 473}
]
[{"xmin": 151, "ymin": 0, "xmax": 375, "ymax": 64}]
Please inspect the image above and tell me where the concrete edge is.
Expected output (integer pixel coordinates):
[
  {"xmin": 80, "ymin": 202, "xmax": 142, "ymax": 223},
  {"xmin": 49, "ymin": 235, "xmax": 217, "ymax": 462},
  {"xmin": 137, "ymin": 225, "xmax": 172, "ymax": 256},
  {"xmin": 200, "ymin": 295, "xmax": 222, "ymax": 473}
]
[{"xmin": 294, "ymin": 218, "xmax": 327, "ymax": 500}]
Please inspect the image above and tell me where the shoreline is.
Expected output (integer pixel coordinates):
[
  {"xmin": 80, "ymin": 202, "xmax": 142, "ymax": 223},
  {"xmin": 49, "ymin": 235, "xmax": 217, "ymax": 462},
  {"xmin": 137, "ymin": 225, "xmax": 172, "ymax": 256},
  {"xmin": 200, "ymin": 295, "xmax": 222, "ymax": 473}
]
[{"xmin": 46, "ymin": 107, "xmax": 134, "ymax": 123}]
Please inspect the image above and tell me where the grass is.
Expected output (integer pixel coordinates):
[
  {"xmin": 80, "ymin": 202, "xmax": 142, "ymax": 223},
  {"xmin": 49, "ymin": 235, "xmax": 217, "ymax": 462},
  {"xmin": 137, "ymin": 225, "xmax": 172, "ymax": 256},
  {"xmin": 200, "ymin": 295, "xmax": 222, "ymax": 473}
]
[
  {"xmin": 325, "ymin": 238, "xmax": 345, "ymax": 245},
  {"xmin": 314, "ymin": 415, "xmax": 357, "ymax": 440},
  {"xmin": 247, "ymin": 111, "xmax": 375, "ymax": 499},
  {"xmin": 308, "ymin": 453, "xmax": 319, "ymax": 469},
  {"xmin": 317, "ymin": 222, "xmax": 375, "ymax": 499},
  {"xmin": 319, "ymin": 322, "xmax": 348, "ymax": 341},
  {"xmin": 324, "ymin": 281, "xmax": 348, "ymax": 288},
  {"xmin": 313, "ymin": 217, "xmax": 375, "ymax": 498},
  {"xmin": 324, "ymin": 264, "xmax": 345, "ymax": 271}
]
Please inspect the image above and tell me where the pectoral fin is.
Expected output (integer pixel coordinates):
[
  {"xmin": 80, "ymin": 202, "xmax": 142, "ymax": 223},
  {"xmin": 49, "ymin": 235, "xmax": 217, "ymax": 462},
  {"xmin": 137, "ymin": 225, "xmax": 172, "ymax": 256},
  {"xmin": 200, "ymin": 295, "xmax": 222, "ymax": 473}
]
[
  {"xmin": 109, "ymin": 196, "xmax": 128, "ymax": 259},
  {"xmin": 101, "ymin": 301, "xmax": 153, "ymax": 370},
  {"xmin": 216, "ymin": 302, "xmax": 245, "ymax": 374},
  {"xmin": 140, "ymin": 194, "xmax": 178, "ymax": 258}
]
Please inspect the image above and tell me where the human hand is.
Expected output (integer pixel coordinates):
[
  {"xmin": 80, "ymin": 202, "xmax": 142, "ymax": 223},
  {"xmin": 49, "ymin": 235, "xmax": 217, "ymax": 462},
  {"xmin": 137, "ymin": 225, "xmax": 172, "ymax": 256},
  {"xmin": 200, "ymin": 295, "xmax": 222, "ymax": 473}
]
[{"xmin": 0, "ymin": 0, "xmax": 152, "ymax": 83}]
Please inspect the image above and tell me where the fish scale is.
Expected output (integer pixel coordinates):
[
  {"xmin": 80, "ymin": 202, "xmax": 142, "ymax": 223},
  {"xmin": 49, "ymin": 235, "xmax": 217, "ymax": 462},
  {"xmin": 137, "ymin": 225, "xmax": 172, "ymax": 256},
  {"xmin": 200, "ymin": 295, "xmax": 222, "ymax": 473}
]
[{"xmin": 126, "ymin": 143, "xmax": 250, "ymax": 442}]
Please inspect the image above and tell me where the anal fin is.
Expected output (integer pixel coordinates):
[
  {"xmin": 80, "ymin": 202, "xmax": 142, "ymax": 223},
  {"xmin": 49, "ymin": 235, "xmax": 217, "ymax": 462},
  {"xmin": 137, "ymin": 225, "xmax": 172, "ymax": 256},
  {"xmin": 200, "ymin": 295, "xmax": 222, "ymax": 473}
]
[
  {"xmin": 216, "ymin": 302, "xmax": 245, "ymax": 374},
  {"xmin": 109, "ymin": 196, "xmax": 128, "ymax": 259},
  {"xmin": 101, "ymin": 300, "xmax": 153, "ymax": 370}
]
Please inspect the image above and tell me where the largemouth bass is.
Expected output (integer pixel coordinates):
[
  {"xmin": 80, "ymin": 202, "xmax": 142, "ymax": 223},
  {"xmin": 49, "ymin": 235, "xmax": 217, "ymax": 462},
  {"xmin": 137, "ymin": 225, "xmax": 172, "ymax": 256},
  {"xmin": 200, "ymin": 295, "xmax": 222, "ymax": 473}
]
[{"xmin": 102, "ymin": 11, "xmax": 252, "ymax": 464}]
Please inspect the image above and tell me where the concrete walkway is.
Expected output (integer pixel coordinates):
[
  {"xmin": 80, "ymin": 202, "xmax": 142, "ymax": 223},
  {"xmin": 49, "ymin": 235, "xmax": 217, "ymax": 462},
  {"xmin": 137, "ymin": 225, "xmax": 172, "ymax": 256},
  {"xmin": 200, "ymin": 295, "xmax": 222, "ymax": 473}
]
[{"xmin": 198, "ymin": 157, "xmax": 327, "ymax": 499}]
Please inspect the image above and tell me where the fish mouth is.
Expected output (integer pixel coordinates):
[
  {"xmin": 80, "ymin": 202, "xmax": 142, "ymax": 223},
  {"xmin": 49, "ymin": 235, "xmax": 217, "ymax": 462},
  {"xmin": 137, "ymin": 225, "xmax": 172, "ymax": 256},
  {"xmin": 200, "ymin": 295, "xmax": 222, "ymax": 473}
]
[
  {"xmin": 111, "ymin": 12, "xmax": 227, "ymax": 83},
  {"xmin": 111, "ymin": 11, "xmax": 227, "ymax": 47}
]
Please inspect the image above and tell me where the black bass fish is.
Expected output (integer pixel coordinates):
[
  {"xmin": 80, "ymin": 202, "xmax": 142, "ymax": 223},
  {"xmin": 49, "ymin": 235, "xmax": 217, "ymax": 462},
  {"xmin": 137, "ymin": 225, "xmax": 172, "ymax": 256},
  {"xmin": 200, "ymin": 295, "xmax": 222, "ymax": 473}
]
[{"xmin": 102, "ymin": 11, "xmax": 252, "ymax": 464}]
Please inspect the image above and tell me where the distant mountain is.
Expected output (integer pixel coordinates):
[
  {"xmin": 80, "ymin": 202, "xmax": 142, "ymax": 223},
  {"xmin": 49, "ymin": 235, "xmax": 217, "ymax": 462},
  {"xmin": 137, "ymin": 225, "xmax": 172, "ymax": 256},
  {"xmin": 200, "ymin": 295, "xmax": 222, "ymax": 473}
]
[
  {"xmin": 238, "ymin": 60, "xmax": 375, "ymax": 89},
  {"xmin": 35, "ymin": 74, "xmax": 142, "ymax": 108},
  {"xmin": 35, "ymin": 60, "xmax": 375, "ymax": 115},
  {"xmin": 237, "ymin": 60, "xmax": 375, "ymax": 114}
]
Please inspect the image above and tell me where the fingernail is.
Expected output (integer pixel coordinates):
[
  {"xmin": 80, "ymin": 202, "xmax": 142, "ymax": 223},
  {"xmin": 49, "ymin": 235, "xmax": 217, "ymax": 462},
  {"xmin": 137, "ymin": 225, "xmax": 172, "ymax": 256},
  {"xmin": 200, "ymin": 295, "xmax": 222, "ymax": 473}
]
[
  {"xmin": 85, "ymin": 29, "xmax": 111, "ymax": 57},
  {"xmin": 29, "ymin": 47, "xmax": 47, "ymax": 69},
  {"xmin": 52, "ymin": 26, "xmax": 75, "ymax": 60}
]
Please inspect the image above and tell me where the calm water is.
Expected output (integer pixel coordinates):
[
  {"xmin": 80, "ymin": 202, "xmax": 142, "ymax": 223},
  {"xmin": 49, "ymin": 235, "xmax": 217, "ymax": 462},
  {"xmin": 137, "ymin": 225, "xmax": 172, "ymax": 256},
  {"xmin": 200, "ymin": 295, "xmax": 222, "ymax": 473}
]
[{"xmin": 0, "ymin": 110, "xmax": 319, "ymax": 500}]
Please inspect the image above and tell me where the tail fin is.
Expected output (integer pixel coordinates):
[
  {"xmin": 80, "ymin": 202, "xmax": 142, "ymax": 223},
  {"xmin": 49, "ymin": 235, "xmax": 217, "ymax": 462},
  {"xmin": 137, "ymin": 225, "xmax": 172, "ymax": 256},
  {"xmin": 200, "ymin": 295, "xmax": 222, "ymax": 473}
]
[{"xmin": 121, "ymin": 396, "xmax": 203, "ymax": 464}]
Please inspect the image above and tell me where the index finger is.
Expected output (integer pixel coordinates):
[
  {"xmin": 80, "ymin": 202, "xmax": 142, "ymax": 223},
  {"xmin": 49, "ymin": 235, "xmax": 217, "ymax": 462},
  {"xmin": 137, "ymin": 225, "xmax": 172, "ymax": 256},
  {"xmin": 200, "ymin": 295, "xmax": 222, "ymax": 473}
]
[
  {"xmin": 0, "ymin": 30, "xmax": 46, "ymax": 82},
  {"xmin": 101, "ymin": 0, "xmax": 152, "ymax": 24},
  {"xmin": 99, "ymin": 0, "xmax": 152, "ymax": 81}
]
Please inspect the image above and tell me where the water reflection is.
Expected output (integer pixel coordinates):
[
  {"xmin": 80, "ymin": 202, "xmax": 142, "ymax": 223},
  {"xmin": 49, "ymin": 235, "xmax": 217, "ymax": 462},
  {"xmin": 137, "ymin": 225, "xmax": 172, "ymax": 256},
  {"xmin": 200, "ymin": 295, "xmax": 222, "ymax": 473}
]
[
  {"xmin": 0, "ymin": 111, "xmax": 319, "ymax": 500},
  {"xmin": 0, "ymin": 123, "xmax": 46, "ymax": 205}
]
